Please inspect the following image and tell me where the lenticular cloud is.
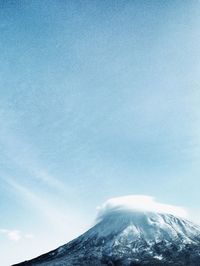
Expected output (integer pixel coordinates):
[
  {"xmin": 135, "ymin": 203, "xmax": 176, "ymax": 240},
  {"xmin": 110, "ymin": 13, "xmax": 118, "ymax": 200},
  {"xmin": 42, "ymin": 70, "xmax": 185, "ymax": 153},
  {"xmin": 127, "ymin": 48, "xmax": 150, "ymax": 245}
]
[{"xmin": 97, "ymin": 195, "xmax": 188, "ymax": 220}]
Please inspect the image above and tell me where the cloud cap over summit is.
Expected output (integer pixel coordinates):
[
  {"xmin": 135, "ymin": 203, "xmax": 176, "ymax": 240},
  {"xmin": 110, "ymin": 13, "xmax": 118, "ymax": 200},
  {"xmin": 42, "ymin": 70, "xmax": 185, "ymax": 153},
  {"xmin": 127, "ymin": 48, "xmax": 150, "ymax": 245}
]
[{"xmin": 97, "ymin": 195, "xmax": 188, "ymax": 221}]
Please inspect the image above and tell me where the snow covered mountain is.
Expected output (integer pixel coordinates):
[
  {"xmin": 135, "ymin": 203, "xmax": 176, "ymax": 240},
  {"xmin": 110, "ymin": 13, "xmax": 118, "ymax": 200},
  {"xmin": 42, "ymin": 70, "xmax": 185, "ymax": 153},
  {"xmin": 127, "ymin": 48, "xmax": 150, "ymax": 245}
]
[{"xmin": 14, "ymin": 210, "xmax": 200, "ymax": 266}]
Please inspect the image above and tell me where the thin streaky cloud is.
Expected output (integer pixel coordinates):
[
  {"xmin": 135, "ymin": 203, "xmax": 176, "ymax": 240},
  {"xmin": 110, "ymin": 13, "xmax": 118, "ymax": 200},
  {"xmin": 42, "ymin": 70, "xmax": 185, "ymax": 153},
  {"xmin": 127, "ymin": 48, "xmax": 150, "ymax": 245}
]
[
  {"xmin": 0, "ymin": 108, "xmax": 66, "ymax": 191},
  {"xmin": 1, "ymin": 176, "xmax": 68, "ymax": 229},
  {"xmin": 0, "ymin": 176, "xmax": 86, "ymax": 238}
]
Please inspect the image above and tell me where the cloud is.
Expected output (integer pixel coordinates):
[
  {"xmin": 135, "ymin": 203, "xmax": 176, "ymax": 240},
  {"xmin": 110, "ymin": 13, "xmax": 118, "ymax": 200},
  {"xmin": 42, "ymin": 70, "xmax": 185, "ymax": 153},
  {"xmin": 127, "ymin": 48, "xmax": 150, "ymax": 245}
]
[
  {"xmin": 1, "ymin": 176, "xmax": 85, "ymax": 239},
  {"xmin": 97, "ymin": 195, "xmax": 188, "ymax": 221},
  {"xmin": 0, "ymin": 229, "xmax": 34, "ymax": 242},
  {"xmin": 2, "ymin": 177, "xmax": 68, "ymax": 229},
  {"xmin": 0, "ymin": 107, "xmax": 65, "ymax": 191}
]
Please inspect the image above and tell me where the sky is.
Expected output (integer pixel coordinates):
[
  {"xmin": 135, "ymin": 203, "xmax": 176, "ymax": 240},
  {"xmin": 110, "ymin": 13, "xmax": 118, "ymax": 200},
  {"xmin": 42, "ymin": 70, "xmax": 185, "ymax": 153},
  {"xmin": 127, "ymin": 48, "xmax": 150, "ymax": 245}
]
[{"xmin": 1, "ymin": 0, "xmax": 200, "ymax": 265}]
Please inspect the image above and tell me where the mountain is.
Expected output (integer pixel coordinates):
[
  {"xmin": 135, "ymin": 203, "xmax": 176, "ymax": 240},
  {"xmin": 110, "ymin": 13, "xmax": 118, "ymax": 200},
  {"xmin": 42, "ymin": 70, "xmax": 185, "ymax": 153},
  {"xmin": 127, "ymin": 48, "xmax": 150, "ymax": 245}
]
[{"xmin": 13, "ymin": 210, "xmax": 200, "ymax": 266}]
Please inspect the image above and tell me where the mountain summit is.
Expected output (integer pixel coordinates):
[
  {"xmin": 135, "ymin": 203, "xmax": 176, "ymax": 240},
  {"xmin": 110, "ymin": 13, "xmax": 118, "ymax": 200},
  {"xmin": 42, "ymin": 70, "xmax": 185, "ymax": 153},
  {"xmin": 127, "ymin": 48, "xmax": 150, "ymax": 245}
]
[{"xmin": 14, "ymin": 196, "xmax": 200, "ymax": 265}]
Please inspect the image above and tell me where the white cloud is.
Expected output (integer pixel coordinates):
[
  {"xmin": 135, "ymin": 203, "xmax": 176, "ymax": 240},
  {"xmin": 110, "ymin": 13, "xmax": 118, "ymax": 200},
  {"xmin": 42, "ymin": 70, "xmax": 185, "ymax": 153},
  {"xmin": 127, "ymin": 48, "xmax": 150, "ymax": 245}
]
[
  {"xmin": 97, "ymin": 195, "xmax": 188, "ymax": 221},
  {"xmin": 24, "ymin": 233, "xmax": 34, "ymax": 239},
  {"xmin": 7, "ymin": 230, "xmax": 21, "ymax": 241},
  {"xmin": 0, "ymin": 229, "xmax": 34, "ymax": 242}
]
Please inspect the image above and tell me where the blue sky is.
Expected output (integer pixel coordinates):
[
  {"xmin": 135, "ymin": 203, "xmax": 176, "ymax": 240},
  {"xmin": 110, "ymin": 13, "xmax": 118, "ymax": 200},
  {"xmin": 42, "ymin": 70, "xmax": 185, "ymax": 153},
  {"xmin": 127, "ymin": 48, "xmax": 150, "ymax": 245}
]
[{"xmin": 1, "ymin": 0, "xmax": 200, "ymax": 265}]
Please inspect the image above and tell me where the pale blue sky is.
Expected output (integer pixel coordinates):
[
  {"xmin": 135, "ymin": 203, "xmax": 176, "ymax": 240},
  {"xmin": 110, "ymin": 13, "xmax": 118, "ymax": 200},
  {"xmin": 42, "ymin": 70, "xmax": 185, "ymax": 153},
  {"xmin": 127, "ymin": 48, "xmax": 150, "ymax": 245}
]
[{"xmin": 1, "ymin": 1, "xmax": 200, "ymax": 265}]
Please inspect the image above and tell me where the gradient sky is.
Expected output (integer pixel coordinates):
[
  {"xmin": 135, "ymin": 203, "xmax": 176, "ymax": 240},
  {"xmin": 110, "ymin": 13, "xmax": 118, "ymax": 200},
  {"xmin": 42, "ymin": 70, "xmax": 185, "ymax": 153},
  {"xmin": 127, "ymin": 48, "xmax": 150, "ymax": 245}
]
[{"xmin": 1, "ymin": 0, "xmax": 200, "ymax": 265}]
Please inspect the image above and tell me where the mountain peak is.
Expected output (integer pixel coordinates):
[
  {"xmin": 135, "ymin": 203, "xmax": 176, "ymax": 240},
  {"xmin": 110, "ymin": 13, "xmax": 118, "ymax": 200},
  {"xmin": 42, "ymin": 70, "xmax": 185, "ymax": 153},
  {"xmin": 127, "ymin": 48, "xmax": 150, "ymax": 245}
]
[{"xmin": 93, "ymin": 210, "xmax": 200, "ymax": 244}]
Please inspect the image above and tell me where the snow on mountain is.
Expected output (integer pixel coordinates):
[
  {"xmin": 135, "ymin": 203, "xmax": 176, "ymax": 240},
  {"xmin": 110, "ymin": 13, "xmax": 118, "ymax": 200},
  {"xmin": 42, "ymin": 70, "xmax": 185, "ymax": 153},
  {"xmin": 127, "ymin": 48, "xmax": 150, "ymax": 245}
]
[{"xmin": 13, "ymin": 196, "xmax": 200, "ymax": 266}]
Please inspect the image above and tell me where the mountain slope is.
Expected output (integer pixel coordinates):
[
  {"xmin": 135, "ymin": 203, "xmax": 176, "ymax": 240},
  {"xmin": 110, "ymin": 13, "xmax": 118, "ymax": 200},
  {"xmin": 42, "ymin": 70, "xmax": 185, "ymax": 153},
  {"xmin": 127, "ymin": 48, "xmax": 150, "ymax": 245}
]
[{"xmin": 13, "ymin": 210, "xmax": 200, "ymax": 266}]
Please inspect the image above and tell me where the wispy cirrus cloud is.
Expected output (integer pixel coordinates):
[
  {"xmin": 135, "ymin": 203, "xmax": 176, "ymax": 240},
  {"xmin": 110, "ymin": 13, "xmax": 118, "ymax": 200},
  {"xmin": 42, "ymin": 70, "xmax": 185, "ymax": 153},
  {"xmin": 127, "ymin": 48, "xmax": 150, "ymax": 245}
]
[
  {"xmin": 0, "ymin": 175, "xmax": 86, "ymax": 240},
  {"xmin": 2, "ymin": 176, "xmax": 68, "ymax": 229},
  {"xmin": 0, "ymin": 107, "xmax": 66, "ymax": 191}
]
